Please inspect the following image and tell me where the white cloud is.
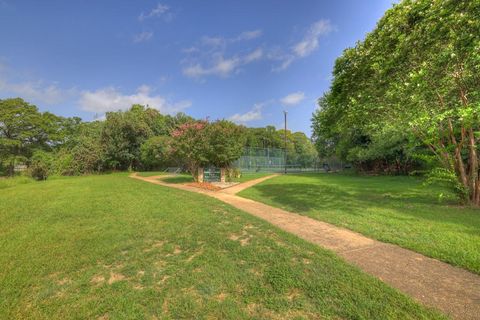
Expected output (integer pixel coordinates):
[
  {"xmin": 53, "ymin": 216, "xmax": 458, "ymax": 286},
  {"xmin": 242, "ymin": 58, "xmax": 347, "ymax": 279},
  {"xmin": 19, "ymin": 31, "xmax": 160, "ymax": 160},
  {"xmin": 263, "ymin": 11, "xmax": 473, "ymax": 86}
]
[
  {"xmin": 182, "ymin": 29, "xmax": 264, "ymax": 79},
  {"xmin": 78, "ymin": 85, "xmax": 191, "ymax": 114},
  {"xmin": 200, "ymin": 29, "xmax": 262, "ymax": 47},
  {"xmin": 274, "ymin": 19, "xmax": 334, "ymax": 71},
  {"xmin": 0, "ymin": 63, "xmax": 192, "ymax": 116},
  {"xmin": 243, "ymin": 48, "xmax": 263, "ymax": 63},
  {"xmin": 0, "ymin": 69, "xmax": 72, "ymax": 105},
  {"xmin": 183, "ymin": 47, "xmax": 263, "ymax": 79},
  {"xmin": 293, "ymin": 20, "xmax": 333, "ymax": 57},
  {"xmin": 139, "ymin": 3, "xmax": 169, "ymax": 21},
  {"xmin": 235, "ymin": 30, "xmax": 262, "ymax": 41},
  {"xmin": 280, "ymin": 92, "xmax": 306, "ymax": 106},
  {"xmin": 229, "ymin": 103, "xmax": 263, "ymax": 123},
  {"xmin": 133, "ymin": 31, "xmax": 153, "ymax": 43},
  {"xmin": 183, "ymin": 56, "xmax": 241, "ymax": 78},
  {"xmin": 201, "ymin": 36, "xmax": 225, "ymax": 47}
]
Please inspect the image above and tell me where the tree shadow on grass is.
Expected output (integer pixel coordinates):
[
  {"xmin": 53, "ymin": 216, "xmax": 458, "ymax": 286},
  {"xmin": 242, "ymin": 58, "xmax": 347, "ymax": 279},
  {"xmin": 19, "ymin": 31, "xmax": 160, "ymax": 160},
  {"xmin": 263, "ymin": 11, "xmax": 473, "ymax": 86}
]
[
  {"xmin": 247, "ymin": 181, "xmax": 480, "ymax": 233},
  {"xmin": 161, "ymin": 176, "xmax": 194, "ymax": 184}
]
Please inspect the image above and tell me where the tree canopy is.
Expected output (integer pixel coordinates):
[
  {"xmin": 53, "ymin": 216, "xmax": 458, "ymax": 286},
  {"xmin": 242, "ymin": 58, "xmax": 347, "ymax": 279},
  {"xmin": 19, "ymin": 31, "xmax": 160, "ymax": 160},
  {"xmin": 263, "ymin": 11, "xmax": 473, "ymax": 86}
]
[
  {"xmin": 1, "ymin": 97, "xmax": 316, "ymax": 179},
  {"xmin": 312, "ymin": 0, "xmax": 480, "ymax": 203}
]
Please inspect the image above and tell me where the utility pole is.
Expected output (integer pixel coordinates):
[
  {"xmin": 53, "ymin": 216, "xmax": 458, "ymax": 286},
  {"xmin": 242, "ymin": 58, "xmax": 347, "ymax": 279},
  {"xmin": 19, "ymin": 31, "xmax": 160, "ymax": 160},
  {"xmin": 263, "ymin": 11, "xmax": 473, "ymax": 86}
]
[{"xmin": 284, "ymin": 110, "xmax": 287, "ymax": 174}]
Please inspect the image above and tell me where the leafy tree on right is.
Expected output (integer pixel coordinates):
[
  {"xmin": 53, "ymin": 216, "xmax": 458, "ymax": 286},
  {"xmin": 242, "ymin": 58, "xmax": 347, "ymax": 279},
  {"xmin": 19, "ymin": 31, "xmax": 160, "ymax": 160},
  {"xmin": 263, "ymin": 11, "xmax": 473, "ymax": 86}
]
[{"xmin": 312, "ymin": 0, "xmax": 480, "ymax": 204}]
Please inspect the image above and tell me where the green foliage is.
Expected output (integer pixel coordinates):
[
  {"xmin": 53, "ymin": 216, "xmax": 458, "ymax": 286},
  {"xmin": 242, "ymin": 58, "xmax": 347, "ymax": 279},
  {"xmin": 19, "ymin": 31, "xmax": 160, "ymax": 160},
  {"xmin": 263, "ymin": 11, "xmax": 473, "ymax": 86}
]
[
  {"xmin": 170, "ymin": 119, "xmax": 248, "ymax": 179},
  {"xmin": 312, "ymin": 0, "xmax": 480, "ymax": 202},
  {"xmin": 69, "ymin": 121, "xmax": 105, "ymax": 174},
  {"xmin": 226, "ymin": 167, "xmax": 241, "ymax": 182},
  {"xmin": 171, "ymin": 120, "xmax": 209, "ymax": 179},
  {"xmin": 0, "ymin": 98, "xmax": 85, "ymax": 176},
  {"xmin": 28, "ymin": 150, "xmax": 53, "ymax": 180},
  {"xmin": 140, "ymin": 135, "xmax": 174, "ymax": 170},
  {"xmin": 245, "ymin": 125, "xmax": 318, "ymax": 168},
  {"xmin": 98, "ymin": 105, "xmax": 194, "ymax": 171},
  {"xmin": 290, "ymin": 132, "xmax": 318, "ymax": 167},
  {"xmin": 1, "ymin": 97, "xmax": 316, "ymax": 178},
  {"xmin": 51, "ymin": 149, "xmax": 76, "ymax": 176},
  {"xmin": 101, "ymin": 105, "xmax": 155, "ymax": 170},
  {"xmin": 424, "ymin": 167, "xmax": 469, "ymax": 202},
  {"xmin": 206, "ymin": 120, "xmax": 246, "ymax": 168},
  {"xmin": 245, "ymin": 125, "xmax": 283, "ymax": 149},
  {"xmin": 0, "ymin": 98, "xmax": 42, "ymax": 176}
]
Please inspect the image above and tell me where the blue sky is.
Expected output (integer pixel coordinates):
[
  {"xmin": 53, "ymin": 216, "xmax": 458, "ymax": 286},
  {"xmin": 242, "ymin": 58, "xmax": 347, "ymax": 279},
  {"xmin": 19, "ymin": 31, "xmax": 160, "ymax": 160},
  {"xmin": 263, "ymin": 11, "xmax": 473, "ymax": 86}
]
[{"xmin": 0, "ymin": 0, "xmax": 394, "ymax": 134}]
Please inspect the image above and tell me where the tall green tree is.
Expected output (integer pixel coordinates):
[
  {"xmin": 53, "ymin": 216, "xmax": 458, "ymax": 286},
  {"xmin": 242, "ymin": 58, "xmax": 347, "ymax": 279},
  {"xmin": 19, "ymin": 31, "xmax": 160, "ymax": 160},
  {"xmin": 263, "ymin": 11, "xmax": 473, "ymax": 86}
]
[
  {"xmin": 0, "ymin": 98, "xmax": 58, "ymax": 175},
  {"xmin": 101, "ymin": 105, "xmax": 156, "ymax": 170},
  {"xmin": 140, "ymin": 135, "xmax": 174, "ymax": 170},
  {"xmin": 313, "ymin": 0, "xmax": 480, "ymax": 203},
  {"xmin": 291, "ymin": 132, "xmax": 318, "ymax": 168},
  {"xmin": 206, "ymin": 120, "xmax": 246, "ymax": 168}
]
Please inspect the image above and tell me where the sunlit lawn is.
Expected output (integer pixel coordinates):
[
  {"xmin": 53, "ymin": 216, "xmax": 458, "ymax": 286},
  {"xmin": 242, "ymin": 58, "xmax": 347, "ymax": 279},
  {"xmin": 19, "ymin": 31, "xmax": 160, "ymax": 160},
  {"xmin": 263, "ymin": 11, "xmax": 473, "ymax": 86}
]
[
  {"xmin": 239, "ymin": 173, "xmax": 480, "ymax": 274},
  {"xmin": 0, "ymin": 174, "xmax": 444, "ymax": 319},
  {"xmin": 149, "ymin": 171, "xmax": 274, "ymax": 184}
]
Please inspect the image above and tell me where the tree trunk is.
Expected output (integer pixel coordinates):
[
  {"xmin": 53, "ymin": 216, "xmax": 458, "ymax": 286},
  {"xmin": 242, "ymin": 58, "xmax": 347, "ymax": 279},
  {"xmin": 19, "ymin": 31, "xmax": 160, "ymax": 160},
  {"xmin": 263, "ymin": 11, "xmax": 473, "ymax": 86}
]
[
  {"xmin": 8, "ymin": 159, "xmax": 15, "ymax": 177},
  {"xmin": 467, "ymin": 128, "xmax": 479, "ymax": 205}
]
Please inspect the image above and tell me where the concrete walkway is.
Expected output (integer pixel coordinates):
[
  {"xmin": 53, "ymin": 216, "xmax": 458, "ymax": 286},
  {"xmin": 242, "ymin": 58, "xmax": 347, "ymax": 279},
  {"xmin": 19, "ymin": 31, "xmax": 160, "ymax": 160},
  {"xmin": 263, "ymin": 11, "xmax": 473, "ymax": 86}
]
[{"xmin": 131, "ymin": 173, "xmax": 480, "ymax": 320}]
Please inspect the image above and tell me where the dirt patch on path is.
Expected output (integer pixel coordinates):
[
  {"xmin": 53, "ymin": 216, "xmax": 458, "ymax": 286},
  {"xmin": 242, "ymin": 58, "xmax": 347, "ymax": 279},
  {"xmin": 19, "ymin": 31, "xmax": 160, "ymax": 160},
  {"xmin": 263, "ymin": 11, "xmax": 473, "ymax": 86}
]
[{"xmin": 131, "ymin": 173, "xmax": 480, "ymax": 319}]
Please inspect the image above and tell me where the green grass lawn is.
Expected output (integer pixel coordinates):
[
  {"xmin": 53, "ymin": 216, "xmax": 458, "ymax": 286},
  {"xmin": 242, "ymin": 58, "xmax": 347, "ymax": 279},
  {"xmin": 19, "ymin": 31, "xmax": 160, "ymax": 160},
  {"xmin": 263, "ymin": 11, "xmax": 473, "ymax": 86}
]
[
  {"xmin": 0, "ymin": 174, "xmax": 444, "ymax": 319},
  {"xmin": 156, "ymin": 172, "xmax": 274, "ymax": 184},
  {"xmin": 238, "ymin": 173, "xmax": 480, "ymax": 274},
  {"xmin": 137, "ymin": 171, "xmax": 168, "ymax": 177},
  {"xmin": 231, "ymin": 172, "xmax": 274, "ymax": 183},
  {"xmin": 0, "ymin": 175, "xmax": 34, "ymax": 189},
  {"xmin": 161, "ymin": 174, "xmax": 194, "ymax": 184}
]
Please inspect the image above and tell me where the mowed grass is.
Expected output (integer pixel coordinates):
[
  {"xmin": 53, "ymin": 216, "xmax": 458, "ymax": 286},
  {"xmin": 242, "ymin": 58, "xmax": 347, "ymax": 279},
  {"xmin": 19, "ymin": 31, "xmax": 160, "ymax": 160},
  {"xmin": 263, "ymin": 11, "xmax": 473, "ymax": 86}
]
[
  {"xmin": 0, "ymin": 174, "xmax": 444, "ymax": 319},
  {"xmin": 0, "ymin": 175, "xmax": 34, "ymax": 189},
  {"xmin": 137, "ymin": 171, "xmax": 168, "ymax": 177},
  {"xmin": 161, "ymin": 174, "xmax": 194, "ymax": 184},
  {"xmin": 238, "ymin": 173, "xmax": 480, "ymax": 274},
  {"xmin": 155, "ymin": 172, "xmax": 274, "ymax": 184},
  {"xmin": 232, "ymin": 172, "xmax": 274, "ymax": 183}
]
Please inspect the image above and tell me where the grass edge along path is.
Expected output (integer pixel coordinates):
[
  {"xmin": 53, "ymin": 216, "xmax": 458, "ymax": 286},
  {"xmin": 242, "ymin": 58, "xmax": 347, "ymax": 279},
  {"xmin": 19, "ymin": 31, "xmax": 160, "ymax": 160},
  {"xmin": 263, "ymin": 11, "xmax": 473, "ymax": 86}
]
[
  {"xmin": 132, "ymin": 173, "xmax": 480, "ymax": 320},
  {"xmin": 237, "ymin": 173, "xmax": 480, "ymax": 274}
]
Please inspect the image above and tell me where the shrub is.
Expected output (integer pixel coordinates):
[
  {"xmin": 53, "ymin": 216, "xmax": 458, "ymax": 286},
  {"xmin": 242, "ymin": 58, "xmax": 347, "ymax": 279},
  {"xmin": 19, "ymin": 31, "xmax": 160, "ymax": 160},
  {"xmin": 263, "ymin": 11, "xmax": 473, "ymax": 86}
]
[
  {"xmin": 140, "ymin": 135, "xmax": 174, "ymax": 170},
  {"xmin": 29, "ymin": 150, "xmax": 53, "ymax": 181},
  {"xmin": 53, "ymin": 149, "xmax": 77, "ymax": 176}
]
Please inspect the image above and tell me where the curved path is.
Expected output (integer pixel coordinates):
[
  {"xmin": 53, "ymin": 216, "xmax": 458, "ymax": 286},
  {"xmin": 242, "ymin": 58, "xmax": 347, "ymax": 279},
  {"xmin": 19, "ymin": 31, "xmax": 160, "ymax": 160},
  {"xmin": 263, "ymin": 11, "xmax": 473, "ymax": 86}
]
[{"xmin": 131, "ymin": 173, "xmax": 480, "ymax": 319}]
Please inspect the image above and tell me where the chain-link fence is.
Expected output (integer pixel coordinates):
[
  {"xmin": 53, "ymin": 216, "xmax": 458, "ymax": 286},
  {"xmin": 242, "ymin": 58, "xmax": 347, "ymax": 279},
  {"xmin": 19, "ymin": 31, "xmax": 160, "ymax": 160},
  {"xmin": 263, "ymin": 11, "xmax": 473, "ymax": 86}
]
[
  {"xmin": 233, "ymin": 147, "xmax": 348, "ymax": 173},
  {"xmin": 233, "ymin": 147, "xmax": 285, "ymax": 172}
]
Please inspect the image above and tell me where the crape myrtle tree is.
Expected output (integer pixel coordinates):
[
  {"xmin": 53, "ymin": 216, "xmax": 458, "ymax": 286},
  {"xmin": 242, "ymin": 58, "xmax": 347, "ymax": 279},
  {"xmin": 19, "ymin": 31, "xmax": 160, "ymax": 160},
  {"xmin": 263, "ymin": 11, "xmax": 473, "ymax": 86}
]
[
  {"xmin": 171, "ymin": 119, "xmax": 246, "ymax": 181},
  {"xmin": 0, "ymin": 100, "xmax": 193, "ymax": 176},
  {"xmin": 206, "ymin": 120, "xmax": 246, "ymax": 168},
  {"xmin": 1, "ymin": 97, "xmax": 315, "ymax": 178},
  {"xmin": 313, "ymin": 0, "xmax": 480, "ymax": 203},
  {"xmin": 171, "ymin": 120, "xmax": 209, "ymax": 180}
]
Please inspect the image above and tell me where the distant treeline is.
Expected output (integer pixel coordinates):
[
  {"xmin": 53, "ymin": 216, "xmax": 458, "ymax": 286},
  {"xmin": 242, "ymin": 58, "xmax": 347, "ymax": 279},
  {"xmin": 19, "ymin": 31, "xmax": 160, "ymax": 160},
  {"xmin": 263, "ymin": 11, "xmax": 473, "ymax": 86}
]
[{"xmin": 0, "ymin": 98, "xmax": 317, "ymax": 178}]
